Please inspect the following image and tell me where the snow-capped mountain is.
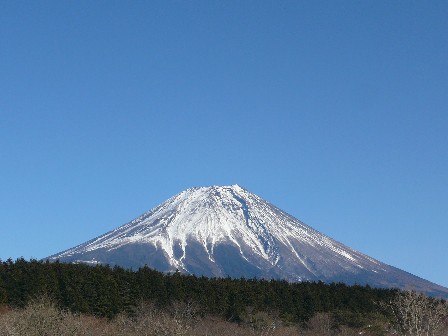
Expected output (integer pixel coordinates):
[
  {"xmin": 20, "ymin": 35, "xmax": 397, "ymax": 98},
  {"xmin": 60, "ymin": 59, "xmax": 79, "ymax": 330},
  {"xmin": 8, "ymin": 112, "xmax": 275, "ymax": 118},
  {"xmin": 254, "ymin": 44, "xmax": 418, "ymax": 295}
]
[{"xmin": 48, "ymin": 185, "xmax": 448, "ymax": 297}]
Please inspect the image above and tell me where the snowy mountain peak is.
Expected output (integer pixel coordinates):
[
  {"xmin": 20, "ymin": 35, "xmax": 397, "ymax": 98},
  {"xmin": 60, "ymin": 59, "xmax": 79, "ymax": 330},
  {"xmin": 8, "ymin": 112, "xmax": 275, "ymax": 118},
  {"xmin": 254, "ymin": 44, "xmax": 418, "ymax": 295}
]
[
  {"xmin": 55, "ymin": 184, "xmax": 285, "ymax": 268},
  {"xmin": 49, "ymin": 185, "xmax": 448, "ymax": 298}
]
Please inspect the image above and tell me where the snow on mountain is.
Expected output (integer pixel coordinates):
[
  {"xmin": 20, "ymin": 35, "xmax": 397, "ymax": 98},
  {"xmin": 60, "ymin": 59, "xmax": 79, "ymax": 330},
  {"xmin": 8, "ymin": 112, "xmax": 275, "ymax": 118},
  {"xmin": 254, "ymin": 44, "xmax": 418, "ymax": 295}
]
[{"xmin": 48, "ymin": 185, "xmax": 448, "ymax": 298}]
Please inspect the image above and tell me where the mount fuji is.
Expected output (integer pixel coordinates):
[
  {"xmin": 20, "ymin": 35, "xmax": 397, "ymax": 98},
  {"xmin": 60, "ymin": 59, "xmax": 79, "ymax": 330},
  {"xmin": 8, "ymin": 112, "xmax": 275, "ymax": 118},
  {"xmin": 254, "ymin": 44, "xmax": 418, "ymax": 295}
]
[{"xmin": 48, "ymin": 185, "xmax": 448, "ymax": 298}]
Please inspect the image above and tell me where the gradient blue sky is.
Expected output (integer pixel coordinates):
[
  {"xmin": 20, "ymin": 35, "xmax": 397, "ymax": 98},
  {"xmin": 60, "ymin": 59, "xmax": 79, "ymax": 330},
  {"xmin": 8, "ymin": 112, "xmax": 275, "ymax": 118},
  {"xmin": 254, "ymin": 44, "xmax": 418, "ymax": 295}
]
[{"xmin": 1, "ymin": 1, "xmax": 447, "ymax": 287}]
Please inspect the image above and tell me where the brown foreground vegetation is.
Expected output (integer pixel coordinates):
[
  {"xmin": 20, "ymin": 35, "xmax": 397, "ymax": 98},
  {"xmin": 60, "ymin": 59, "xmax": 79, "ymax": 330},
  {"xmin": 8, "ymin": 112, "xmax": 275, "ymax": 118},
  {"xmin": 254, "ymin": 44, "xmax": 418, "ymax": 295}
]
[
  {"xmin": 0, "ymin": 296, "xmax": 360, "ymax": 336},
  {"xmin": 0, "ymin": 295, "xmax": 446, "ymax": 336}
]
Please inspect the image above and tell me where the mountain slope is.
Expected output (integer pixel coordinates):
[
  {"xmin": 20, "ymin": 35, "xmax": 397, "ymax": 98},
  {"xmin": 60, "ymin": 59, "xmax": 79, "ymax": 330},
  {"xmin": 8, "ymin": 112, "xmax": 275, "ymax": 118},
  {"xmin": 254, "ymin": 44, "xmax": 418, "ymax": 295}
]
[{"xmin": 48, "ymin": 185, "xmax": 448, "ymax": 298}]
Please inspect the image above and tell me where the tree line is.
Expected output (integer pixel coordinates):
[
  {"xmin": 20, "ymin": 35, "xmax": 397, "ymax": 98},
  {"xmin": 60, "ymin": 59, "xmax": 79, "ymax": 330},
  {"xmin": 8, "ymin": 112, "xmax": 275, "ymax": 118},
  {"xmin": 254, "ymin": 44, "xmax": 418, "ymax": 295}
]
[
  {"xmin": 0, "ymin": 258, "xmax": 446, "ymax": 335},
  {"xmin": 0, "ymin": 258, "xmax": 391, "ymax": 323}
]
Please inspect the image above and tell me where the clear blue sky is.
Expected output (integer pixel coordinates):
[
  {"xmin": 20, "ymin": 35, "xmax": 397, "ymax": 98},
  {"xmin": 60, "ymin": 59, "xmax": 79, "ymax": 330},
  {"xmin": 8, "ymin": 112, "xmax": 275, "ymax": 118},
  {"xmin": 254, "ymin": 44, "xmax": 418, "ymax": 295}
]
[{"xmin": 1, "ymin": 1, "xmax": 447, "ymax": 288}]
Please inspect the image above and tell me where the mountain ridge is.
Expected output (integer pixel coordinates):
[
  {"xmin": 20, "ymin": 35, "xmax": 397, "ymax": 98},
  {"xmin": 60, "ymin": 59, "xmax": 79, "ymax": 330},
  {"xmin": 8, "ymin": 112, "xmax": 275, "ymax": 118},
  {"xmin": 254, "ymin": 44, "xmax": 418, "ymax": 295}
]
[{"xmin": 48, "ymin": 185, "xmax": 448, "ymax": 298}]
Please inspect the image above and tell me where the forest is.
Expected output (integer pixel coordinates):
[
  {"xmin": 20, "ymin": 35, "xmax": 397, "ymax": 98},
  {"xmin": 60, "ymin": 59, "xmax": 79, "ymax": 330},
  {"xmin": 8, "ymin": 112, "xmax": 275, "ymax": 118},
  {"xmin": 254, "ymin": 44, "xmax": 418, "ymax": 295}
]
[{"xmin": 0, "ymin": 258, "xmax": 446, "ymax": 335}]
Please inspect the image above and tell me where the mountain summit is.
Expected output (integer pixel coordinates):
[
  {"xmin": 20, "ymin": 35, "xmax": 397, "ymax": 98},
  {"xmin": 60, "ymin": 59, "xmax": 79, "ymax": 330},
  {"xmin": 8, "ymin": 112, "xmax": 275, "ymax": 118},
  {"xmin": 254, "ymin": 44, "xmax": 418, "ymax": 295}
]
[{"xmin": 49, "ymin": 185, "xmax": 448, "ymax": 297}]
